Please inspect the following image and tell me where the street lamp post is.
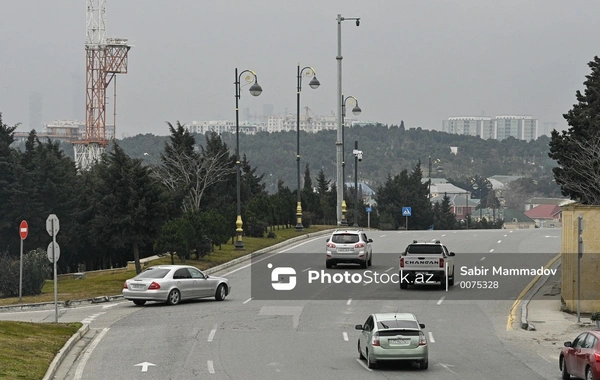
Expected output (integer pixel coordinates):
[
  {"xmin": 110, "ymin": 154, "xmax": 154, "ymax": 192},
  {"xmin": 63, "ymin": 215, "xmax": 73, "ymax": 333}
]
[
  {"xmin": 234, "ymin": 68, "xmax": 263, "ymax": 250},
  {"xmin": 336, "ymin": 13, "xmax": 360, "ymax": 225},
  {"xmin": 487, "ymin": 182, "xmax": 494, "ymax": 223},
  {"xmin": 342, "ymin": 95, "xmax": 361, "ymax": 185},
  {"xmin": 352, "ymin": 141, "xmax": 363, "ymax": 227},
  {"xmin": 472, "ymin": 183, "xmax": 482, "ymax": 220},
  {"xmin": 296, "ymin": 64, "xmax": 320, "ymax": 231}
]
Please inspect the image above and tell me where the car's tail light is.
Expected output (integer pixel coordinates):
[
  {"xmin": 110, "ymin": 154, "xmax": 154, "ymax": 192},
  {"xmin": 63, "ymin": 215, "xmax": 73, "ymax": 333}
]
[
  {"xmin": 371, "ymin": 332, "xmax": 380, "ymax": 346},
  {"xmin": 355, "ymin": 242, "xmax": 365, "ymax": 248},
  {"xmin": 123, "ymin": 281, "xmax": 128, "ymax": 289},
  {"xmin": 327, "ymin": 243, "xmax": 336, "ymax": 248},
  {"xmin": 594, "ymin": 352, "xmax": 600, "ymax": 362},
  {"xmin": 400, "ymin": 257, "xmax": 404, "ymax": 268},
  {"xmin": 439, "ymin": 258, "xmax": 444, "ymax": 268},
  {"xmin": 419, "ymin": 332, "xmax": 427, "ymax": 346},
  {"xmin": 148, "ymin": 281, "xmax": 161, "ymax": 290}
]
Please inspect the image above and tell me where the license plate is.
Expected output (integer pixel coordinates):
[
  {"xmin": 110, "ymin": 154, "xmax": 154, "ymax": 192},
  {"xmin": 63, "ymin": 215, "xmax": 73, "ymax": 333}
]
[
  {"xmin": 131, "ymin": 284, "xmax": 145, "ymax": 289},
  {"xmin": 389, "ymin": 339, "xmax": 409, "ymax": 345},
  {"xmin": 337, "ymin": 249, "xmax": 352, "ymax": 253}
]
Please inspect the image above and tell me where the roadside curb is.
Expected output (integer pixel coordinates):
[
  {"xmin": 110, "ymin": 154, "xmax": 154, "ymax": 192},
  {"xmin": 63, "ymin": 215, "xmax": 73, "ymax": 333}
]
[
  {"xmin": 42, "ymin": 323, "xmax": 89, "ymax": 380},
  {"xmin": 519, "ymin": 253, "xmax": 562, "ymax": 331},
  {"xmin": 0, "ymin": 228, "xmax": 340, "ymax": 313}
]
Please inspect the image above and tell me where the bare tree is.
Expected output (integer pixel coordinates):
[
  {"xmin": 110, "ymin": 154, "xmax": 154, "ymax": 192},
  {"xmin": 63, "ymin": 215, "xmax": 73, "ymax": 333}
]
[
  {"xmin": 553, "ymin": 133, "xmax": 600, "ymax": 205},
  {"xmin": 151, "ymin": 148, "xmax": 235, "ymax": 213}
]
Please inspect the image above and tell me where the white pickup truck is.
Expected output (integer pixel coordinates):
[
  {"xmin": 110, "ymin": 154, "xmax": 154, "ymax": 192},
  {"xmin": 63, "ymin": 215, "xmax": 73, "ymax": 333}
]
[{"xmin": 398, "ymin": 240, "xmax": 455, "ymax": 289}]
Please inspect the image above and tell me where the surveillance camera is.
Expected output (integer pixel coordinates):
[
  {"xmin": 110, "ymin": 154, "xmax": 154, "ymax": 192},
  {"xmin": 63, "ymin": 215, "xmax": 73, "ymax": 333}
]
[
  {"xmin": 358, "ymin": 152, "xmax": 363, "ymax": 161},
  {"xmin": 356, "ymin": 19, "xmax": 360, "ymax": 26}
]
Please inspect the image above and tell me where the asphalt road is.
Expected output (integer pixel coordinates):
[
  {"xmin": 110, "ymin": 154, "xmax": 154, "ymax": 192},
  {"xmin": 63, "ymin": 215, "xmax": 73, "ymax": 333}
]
[{"xmin": 1, "ymin": 228, "xmax": 562, "ymax": 379}]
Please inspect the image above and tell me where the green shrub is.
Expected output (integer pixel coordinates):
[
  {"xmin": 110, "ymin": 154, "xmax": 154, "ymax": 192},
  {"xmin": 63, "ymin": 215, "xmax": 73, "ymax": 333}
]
[{"xmin": 0, "ymin": 249, "xmax": 51, "ymax": 298}]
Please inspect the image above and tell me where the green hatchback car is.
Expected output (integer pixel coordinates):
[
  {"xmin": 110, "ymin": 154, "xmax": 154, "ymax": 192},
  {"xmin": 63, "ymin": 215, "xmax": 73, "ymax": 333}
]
[{"xmin": 355, "ymin": 313, "xmax": 428, "ymax": 369}]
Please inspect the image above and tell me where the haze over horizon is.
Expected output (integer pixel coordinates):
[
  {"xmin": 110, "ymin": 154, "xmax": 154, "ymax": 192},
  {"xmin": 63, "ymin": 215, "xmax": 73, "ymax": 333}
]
[{"xmin": 2, "ymin": 0, "xmax": 597, "ymax": 137}]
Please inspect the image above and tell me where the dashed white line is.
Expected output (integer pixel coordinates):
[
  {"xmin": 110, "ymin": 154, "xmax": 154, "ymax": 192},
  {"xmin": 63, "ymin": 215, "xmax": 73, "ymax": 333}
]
[
  {"xmin": 437, "ymin": 296, "xmax": 445, "ymax": 305},
  {"xmin": 480, "ymin": 257, "xmax": 486, "ymax": 261},
  {"xmin": 539, "ymin": 355, "xmax": 551, "ymax": 363},
  {"xmin": 504, "ymin": 234, "xmax": 508, "ymax": 237},
  {"xmin": 385, "ymin": 267, "xmax": 394, "ymax": 272},
  {"xmin": 302, "ymin": 267, "xmax": 312, "ymax": 272},
  {"xmin": 356, "ymin": 358, "xmax": 373, "ymax": 371},
  {"xmin": 343, "ymin": 332, "xmax": 349, "ymax": 341},
  {"xmin": 489, "ymin": 249, "xmax": 494, "ymax": 253},
  {"xmin": 497, "ymin": 240, "xmax": 502, "ymax": 244},
  {"xmin": 347, "ymin": 298, "xmax": 352, "ymax": 306},
  {"xmin": 243, "ymin": 298, "xmax": 252, "ymax": 304},
  {"xmin": 207, "ymin": 360, "xmax": 215, "ymax": 374},
  {"xmin": 441, "ymin": 234, "xmax": 446, "ymax": 236},
  {"xmin": 207, "ymin": 325, "xmax": 217, "ymax": 342},
  {"xmin": 74, "ymin": 328, "xmax": 109, "ymax": 380},
  {"xmin": 380, "ymin": 234, "xmax": 386, "ymax": 237},
  {"xmin": 428, "ymin": 331, "xmax": 435, "ymax": 343}
]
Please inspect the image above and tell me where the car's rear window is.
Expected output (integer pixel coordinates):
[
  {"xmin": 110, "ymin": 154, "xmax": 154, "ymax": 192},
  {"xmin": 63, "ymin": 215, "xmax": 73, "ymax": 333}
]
[
  {"xmin": 136, "ymin": 268, "xmax": 171, "ymax": 279},
  {"xmin": 377, "ymin": 320, "xmax": 419, "ymax": 329},
  {"xmin": 332, "ymin": 234, "xmax": 360, "ymax": 244},
  {"xmin": 406, "ymin": 245, "xmax": 444, "ymax": 254}
]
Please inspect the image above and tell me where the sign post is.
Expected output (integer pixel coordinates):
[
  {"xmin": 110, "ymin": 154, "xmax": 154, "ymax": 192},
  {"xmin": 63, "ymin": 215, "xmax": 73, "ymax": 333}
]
[
  {"xmin": 46, "ymin": 214, "xmax": 60, "ymax": 323},
  {"xmin": 402, "ymin": 207, "xmax": 412, "ymax": 230},
  {"xmin": 366, "ymin": 206, "xmax": 372, "ymax": 228},
  {"xmin": 577, "ymin": 213, "xmax": 583, "ymax": 322},
  {"xmin": 19, "ymin": 220, "xmax": 28, "ymax": 303}
]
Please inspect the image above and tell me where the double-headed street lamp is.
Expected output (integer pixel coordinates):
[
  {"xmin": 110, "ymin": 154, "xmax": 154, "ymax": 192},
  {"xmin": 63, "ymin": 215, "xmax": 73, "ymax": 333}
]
[
  {"xmin": 234, "ymin": 68, "xmax": 263, "ymax": 250},
  {"xmin": 296, "ymin": 64, "xmax": 320, "ymax": 231},
  {"xmin": 336, "ymin": 13, "xmax": 361, "ymax": 225}
]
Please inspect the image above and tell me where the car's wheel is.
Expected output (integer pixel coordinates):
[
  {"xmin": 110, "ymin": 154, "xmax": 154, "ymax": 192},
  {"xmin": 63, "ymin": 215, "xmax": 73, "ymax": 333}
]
[
  {"xmin": 586, "ymin": 366, "xmax": 594, "ymax": 380},
  {"xmin": 419, "ymin": 359, "xmax": 428, "ymax": 369},
  {"xmin": 360, "ymin": 260, "xmax": 368, "ymax": 269},
  {"xmin": 167, "ymin": 289, "xmax": 180, "ymax": 305},
  {"xmin": 215, "ymin": 284, "xmax": 227, "ymax": 301},
  {"xmin": 133, "ymin": 300, "xmax": 146, "ymax": 306},
  {"xmin": 560, "ymin": 356, "xmax": 570, "ymax": 379},
  {"xmin": 366, "ymin": 349, "xmax": 376, "ymax": 369},
  {"xmin": 326, "ymin": 261, "xmax": 333, "ymax": 269},
  {"xmin": 449, "ymin": 267, "xmax": 455, "ymax": 286},
  {"xmin": 400, "ymin": 281, "xmax": 408, "ymax": 289},
  {"xmin": 358, "ymin": 341, "xmax": 365, "ymax": 360},
  {"xmin": 368, "ymin": 253, "xmax": 372, "ymax": 267}
]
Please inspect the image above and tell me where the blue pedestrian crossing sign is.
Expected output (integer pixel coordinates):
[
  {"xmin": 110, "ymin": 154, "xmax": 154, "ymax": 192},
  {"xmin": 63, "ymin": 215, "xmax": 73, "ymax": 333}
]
[
  {"xmin": 366, "ymin": 207, "xmax": 372, "ymax": 212},
  {"xmin": 402, "ymin": 207, "xmax": 412, "ymax": 217}
]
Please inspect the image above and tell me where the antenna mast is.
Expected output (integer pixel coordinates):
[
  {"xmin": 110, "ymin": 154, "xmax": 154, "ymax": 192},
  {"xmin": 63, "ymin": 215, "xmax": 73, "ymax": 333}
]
[{"xmin": 74, "ymin": 0, "xmax": 131, "ymax": 171}]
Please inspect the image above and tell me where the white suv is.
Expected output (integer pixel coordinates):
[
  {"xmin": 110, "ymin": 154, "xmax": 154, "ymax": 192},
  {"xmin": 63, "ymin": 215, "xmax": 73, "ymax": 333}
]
[{"xmin": 326, "ymin": 230, "xmax": 373, "ymax": 269}]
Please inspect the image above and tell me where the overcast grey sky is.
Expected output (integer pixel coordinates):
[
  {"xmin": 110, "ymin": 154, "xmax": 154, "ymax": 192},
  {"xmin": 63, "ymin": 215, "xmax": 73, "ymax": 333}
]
[{"xmin": 2, "ymin": 1, "xmax": 598, "ymax": 137}]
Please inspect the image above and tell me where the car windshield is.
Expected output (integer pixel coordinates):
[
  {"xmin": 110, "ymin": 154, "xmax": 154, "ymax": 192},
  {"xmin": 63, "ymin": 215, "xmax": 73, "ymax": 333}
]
[
  {"xmin": 406, "ymin": 245, "xmax": 444, "ymax": 254},
  {"xmin": 377, "ymin": 320, "xmax": 419, "ymax": 329},
  {"xmin": 332, "ymin": 234, "xmax": 360, "ymax": 244},
  {"xmin": 136, "ymin": 268, "xmax": 171, "ymax": 279}
]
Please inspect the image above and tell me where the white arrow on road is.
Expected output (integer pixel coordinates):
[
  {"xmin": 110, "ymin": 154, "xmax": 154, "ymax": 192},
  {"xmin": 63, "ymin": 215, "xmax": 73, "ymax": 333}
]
[
  {"xmin": 135, "ymin": 362, "xmax": 156, "ymax": 372},
  {"xmin": 439, "ymin": 363, "xmax": 456, "ymax": 374}
]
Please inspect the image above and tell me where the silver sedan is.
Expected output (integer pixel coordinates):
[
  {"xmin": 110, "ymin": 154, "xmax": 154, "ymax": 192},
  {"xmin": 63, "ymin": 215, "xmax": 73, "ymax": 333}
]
[{"xmin": 122, "ymin": 265, "xmax": 231, "ymax": 306}]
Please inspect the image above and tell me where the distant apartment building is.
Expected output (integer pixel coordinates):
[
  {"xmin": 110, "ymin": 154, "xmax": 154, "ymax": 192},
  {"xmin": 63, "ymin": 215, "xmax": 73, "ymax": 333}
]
[
  {"xmin": 442, "ymin": 115, "xmax": 538, "ymax": 141},
  {"xmin": 442, "ymin": 117, "xmax": 495, "ymax": 139},
  {"xmin": 185, "ymin": 120, "xmax": 264, "ymax": 135},
  {"xmin": 12, "ymin": 120, "xmax": 114, "ymax": 145},
  {"xmin": 266, "ymin": 113, "xmax": 351, "ymax": 133}
]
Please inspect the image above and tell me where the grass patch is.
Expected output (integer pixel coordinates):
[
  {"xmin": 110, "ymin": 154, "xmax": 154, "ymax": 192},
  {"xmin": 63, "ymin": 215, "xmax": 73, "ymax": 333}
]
[
  {"xmin": 0, "ymin": 225, "xmax": 333, "ymax": 306},
  {"xmin": 0, "ymin": 321, "xmax": 82, "ymax": 380}
]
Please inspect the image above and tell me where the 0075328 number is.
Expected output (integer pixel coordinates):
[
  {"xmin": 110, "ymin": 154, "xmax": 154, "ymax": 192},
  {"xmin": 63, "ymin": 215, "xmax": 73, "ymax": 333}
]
[{"xmin": 459, "ymin": 281, "xmax": 499, "ymax": 289}]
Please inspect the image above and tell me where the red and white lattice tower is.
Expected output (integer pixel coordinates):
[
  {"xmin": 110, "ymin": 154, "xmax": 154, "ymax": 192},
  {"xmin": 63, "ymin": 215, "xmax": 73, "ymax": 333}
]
[{"xmin": 74, "ymin": 0, "xmax": 131, "ymax": 171}]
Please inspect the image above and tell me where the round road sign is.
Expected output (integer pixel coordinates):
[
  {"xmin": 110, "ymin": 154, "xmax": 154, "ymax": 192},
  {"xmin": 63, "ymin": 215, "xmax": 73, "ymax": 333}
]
[
  {"xmin": 47, "ymin": 242, "xmax": 60, "ymax": 263},
  {"xmin": 20, "ymin": 220, "xmax": 28, "ymax": 240}
]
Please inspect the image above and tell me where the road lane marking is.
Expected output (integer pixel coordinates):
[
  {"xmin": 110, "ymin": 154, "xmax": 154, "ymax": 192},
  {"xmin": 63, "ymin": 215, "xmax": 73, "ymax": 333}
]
[
  {"xmin": 380, "ymin": 234, "xmax": 386, "ymax": 237},
  {"xmin": 356, "ymin": 358, "xmax": 372, "ymax": 371},
  {"xmin": 497, "ymin": 240, "xmax": 502, "ymax": 244},
  {"xmin": 222, "ymin": 236, "xmax": 324, "ymax": 276},
  {"xmin": 243, "ymin": 298, "xmax": 252, "ymax": 304},
  {"xmin": 101, "ymin": 303, "xmax": 120, "ymax": 309},
  {"xmin": 302, "ymin": 267, "xmax": 311, "ymax": 272},
  {"xmin": 343, "ymin": 332, "xmax": 349, "ymax": 341},
  {"xmin": 74, "ymin": 328, "xmax": 109, "ymax": 380},
  {"xmin": 506, "ymin": 253, "xmax": 561, "ymax": 330},
  {"xmin": 480, "ymin": 257, "xmax": 486, "ymax": 261},
  {"xmin": 540, "ymin": 355, "xmax": 551, "ymax": 363},
  {"xmin": 489, "ymin": 249, "xmax": 494, "ymax": 252},
  {"xmin": 207, "ymin": 325, "xmax": 217, "ymax": 342},
  {"xmin": 437, "ymin": 296, "xmax": 445, "ymax": 305},
  {"xmin": 207, "ymin": 360, "xmax": 215, "ymax": 374},
  {"xmin": 428, "ymin": 332, "xmax": 435, "ymax": 343},
  {"xmin": 385, "ymin": 267, "xmax": 394, "ymax": 272},
  {"xmin": 347, "ymin": 298, "xmax": 352, "ymax": 306},
  {"xmin": 440, "ymin": 363, "xmax": 456, "ymax": 373},
  {"xmin": 441, "ymin": 234, "xmax": 446, "ymax": 236},
  {"xmin": 504, "ymin": 234, "xmax": 508, "ymax": 237}
]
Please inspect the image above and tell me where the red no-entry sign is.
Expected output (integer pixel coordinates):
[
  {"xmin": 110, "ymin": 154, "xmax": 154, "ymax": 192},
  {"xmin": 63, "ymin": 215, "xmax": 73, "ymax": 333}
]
[{"xmin": 20, "ymin": 220, "xmax": 28, "ymax": 240}]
